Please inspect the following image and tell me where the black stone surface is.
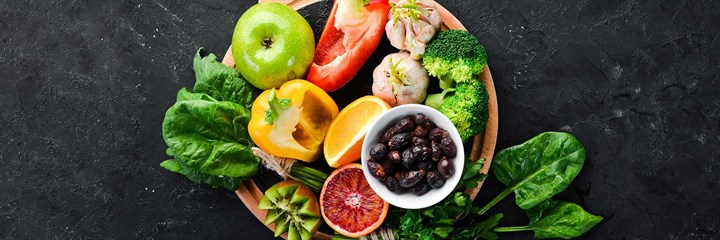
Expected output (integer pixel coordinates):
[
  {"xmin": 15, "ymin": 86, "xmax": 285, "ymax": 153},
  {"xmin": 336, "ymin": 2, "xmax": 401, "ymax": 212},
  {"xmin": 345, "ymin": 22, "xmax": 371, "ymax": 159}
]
[{"xmin": 1, "ymin": 0, "xmax": 719, "ymax": 239}]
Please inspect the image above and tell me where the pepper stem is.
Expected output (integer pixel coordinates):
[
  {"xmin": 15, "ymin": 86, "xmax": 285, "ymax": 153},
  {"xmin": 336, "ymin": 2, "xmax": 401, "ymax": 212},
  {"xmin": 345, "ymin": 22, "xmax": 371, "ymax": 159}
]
[
  {"xmin": 337, "ymin": 0, "xmax": 366, "ymax": 18},
  {"xmin": 265, "ymin": 89, "xmax": 292, "ymax": 125}
]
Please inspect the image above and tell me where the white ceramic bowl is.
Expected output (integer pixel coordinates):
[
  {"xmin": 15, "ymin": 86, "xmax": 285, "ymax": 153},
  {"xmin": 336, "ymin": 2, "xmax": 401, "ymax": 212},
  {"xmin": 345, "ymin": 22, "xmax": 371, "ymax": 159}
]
[{"xmin": 361, "ymin": 104, "xmax": 464, "ymax": 209}]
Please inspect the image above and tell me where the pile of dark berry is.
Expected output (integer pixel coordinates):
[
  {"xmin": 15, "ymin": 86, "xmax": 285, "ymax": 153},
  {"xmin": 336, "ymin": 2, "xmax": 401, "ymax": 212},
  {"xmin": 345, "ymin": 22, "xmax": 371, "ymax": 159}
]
[{"xmin": 367, "ymin": 113, "xmax": 457, "ymax": 196}]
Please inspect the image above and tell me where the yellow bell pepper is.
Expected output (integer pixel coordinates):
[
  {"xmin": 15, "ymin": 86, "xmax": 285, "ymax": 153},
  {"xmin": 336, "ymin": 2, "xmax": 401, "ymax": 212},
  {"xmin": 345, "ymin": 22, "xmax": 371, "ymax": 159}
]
[{"xmin": 249, "ymin": 80, "xmax": 339, "ymax": 162}]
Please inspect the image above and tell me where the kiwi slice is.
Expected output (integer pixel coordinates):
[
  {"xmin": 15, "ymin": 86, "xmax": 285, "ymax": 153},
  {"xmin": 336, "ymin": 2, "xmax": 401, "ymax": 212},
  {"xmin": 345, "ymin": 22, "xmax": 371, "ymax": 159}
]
[{"xmin": 258, "ymin": 180, "xmax": 321, "ymax": 240}]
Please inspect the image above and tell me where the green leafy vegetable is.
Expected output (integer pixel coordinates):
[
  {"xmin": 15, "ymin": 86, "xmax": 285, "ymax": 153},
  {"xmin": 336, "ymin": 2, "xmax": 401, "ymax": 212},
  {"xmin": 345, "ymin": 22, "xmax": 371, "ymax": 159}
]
[
  {"xmin": 388, "ymin": 192, "xmax": 503, "ymax": 240},
  {"xmin": 192, "ymin": 48, "xmax": 257, "ymax": 109},
  {"xmin": 389, "ymin": 192, "xmax": 462, "ymax": 239},
  {"xmin": 176, "ymin": 87, "xmax": 218, "ymax": 101},
  {"xmin": 452, "ymin": 213, "xmax": 503, "ymax": 240},
  {"xmin": 479, "ymin": 132, "xmax": 585, "ymax": 214},
  {"xmin": 379, "ymin": 132, "xmax": 600, "ymax": 240},
  {"xmin": 494, "ymin": 200, "xmax": 602, "ymax": 239},
  {"xmin": 162, "ymin": 94, "xmax": 258, "ymax": 178},
  {"xmin": 461, "ymin": 158, "xmax": 487, "ymax": 189},
  {"xmin": 160, "ymin": 48, "xmax": 261, "ymax": 190}
]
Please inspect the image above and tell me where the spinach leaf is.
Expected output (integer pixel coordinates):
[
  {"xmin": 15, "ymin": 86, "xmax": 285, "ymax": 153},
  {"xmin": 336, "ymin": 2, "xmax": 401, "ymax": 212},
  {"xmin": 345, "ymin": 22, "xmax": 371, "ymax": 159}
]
[
  {"xmin": 162, "ymin": 93, "xmax": 259, "ymax": 179},
  {"xmin": 491, "ymin": 132, "xmax": 586, "ymax": 210},
  {"xmin": 176, "ymin": 87, "xmax": 218, "ymax": 101},
  {"xmin": 160, "ymin": 159, "xmax": 243, "ymax": 191},
  {"xmin": 494, "ymin": 200, "xmax": 602, "ymax": 239},
  {"xmin": 381, "ymin": 132, "xmax": 600, "ymax": 240},
  {"xmin": 161, "ymin": 48, "xmax": 260, "ymax": 191},
  {"xmin": 192, "ymin": 48, "xmax": 257, "ymax": 109},
  {"xmin": 451, "ymin": 213, "xmax": 503, "ymax": 240}
]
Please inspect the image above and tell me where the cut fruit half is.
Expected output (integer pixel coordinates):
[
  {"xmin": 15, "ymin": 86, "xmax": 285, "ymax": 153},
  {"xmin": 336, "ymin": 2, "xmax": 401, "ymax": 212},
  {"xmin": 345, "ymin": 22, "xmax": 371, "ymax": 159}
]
[
  {"xmin": 320, "ymin": 163, "xmax": 389, "ymax": 238},
  {"xmin": 324, "ymin": 96, "xmax": 391, "ymax": 168},
  {"xmin": 258, "ymin": 180, "xmax": 321, "ymax": 240}
]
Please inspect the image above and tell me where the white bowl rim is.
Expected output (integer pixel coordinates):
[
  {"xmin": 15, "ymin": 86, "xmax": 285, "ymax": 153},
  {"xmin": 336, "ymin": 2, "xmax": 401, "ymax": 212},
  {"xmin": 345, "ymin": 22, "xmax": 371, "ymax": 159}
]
[{"xmin": 361, "ymin": 104, "xmax": 464, "ymax": 209}]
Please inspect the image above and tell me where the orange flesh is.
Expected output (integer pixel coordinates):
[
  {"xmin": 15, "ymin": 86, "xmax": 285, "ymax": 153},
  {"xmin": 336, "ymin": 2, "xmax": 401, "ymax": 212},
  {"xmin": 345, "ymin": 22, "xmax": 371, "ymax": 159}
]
[{"xmin": 322, "ymin": 167, "xmax": 385, "ymax": 233}]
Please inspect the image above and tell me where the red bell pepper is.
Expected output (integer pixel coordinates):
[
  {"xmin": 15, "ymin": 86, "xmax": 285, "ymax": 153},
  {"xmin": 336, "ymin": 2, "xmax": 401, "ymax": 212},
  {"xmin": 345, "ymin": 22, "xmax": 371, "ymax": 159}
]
[{"xmin": 307, "ymin": 0, "xmax": 390, "ymax": 92}]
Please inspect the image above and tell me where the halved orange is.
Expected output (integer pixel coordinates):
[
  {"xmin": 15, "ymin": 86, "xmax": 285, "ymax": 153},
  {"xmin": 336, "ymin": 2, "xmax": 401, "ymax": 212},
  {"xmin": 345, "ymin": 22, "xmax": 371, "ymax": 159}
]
[
  {"xmin": 324, "ymin": 96, "xmax": 391, "ymax": 168},
  {"xmin": 320, "ymin": 164, "xmax": 389, "ymax": 238}
]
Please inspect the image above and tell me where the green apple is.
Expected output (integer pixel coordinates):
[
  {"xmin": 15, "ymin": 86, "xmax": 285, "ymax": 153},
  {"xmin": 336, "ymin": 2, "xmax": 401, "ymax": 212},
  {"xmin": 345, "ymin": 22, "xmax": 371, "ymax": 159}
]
[{"xmin": 232, "ymin": 3, "xmax": 315, "ymax": 90}]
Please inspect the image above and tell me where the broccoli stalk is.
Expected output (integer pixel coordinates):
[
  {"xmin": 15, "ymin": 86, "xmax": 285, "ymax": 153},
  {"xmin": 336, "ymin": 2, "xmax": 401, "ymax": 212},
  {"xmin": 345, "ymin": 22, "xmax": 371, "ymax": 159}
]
[
  {"xmin": 438, "ymin": 76, "xmax": 456, "ymax": 90},
  {"xmin": 425, "ymin": 87, "xmax": 455, "ymax": 109}
]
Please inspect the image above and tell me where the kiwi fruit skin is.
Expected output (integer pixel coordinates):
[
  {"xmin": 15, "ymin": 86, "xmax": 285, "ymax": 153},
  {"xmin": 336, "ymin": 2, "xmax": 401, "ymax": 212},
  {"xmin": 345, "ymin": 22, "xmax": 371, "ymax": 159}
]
[{"xmin": 258, "ymin": 180, "xmax": 321, "ymax": 240}]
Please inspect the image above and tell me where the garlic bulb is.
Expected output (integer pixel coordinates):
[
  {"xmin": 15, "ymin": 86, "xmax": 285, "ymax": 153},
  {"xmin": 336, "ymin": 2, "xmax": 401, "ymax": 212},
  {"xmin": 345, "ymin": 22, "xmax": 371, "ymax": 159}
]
[
  {"xmin": 372, "ymin": 52, "xmax": 429, "ymax": 106},
  {"xmin": 385, "ymin": 0, "xmax": 442, "ymax": 59}
]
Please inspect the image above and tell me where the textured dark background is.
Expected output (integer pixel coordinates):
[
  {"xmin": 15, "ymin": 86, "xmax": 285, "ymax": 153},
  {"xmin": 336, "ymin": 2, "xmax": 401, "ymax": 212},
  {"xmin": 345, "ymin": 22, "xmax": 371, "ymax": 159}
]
[{"xmin": 1, "ymin": 0, "xmax": 719, "ymax": 239}]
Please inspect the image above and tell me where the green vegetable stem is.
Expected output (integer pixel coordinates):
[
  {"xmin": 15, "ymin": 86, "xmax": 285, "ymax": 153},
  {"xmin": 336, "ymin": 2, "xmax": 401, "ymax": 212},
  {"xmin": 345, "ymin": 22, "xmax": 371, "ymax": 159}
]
[
  {"xmin": 289, "ymin": 162, "xmax": 327, "ymax": 192},
  {"xmin": 252, "ymin": 147, "xmax": 327, "ymax": 193}
]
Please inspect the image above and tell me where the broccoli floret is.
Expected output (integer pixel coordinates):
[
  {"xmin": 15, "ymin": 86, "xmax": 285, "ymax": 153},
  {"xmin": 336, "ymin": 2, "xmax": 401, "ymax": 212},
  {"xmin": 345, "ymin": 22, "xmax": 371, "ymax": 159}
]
[
  {"xmin": 431, "ymin": 80, "xmax": 489, "ymax": 142},
  {"xmin": 423, "ymin": 30, "xmax": 487, "ymax": 88},
  {"xmin": 423, "ymin": 30, "xmax": 489, "ymax": 142}
]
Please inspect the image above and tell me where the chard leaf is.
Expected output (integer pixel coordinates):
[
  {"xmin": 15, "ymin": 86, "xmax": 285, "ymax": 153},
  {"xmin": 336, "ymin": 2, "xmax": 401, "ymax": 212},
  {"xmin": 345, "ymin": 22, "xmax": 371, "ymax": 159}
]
[
  {"xmin": 162, "ymin": 96, "xmax": 259, "ymax": 178},
  {"xmin": 192, "ymin": 48, "xmax": 257, "ymax": 109},
  {"xmin": 492, "ymin": 132, "xmax": 585, "ymax": 209}
]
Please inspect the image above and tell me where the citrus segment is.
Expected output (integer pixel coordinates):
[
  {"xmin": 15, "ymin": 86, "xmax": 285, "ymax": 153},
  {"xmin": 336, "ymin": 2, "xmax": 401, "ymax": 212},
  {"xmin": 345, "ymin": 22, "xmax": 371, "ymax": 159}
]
[
  {"xmin": 320, "ymin": 164, "xmax": 389, "ymax": 238},
  {"xmin": 324, "ymin": 96, "xmax": 391, "ymax": 168}
]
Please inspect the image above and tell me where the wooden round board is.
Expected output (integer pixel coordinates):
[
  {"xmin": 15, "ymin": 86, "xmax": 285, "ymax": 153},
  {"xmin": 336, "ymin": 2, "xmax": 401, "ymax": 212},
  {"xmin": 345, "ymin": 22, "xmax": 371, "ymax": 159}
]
[{"xmin": 220, "ymin": 0, "xmax": 498, "ymax": 239}]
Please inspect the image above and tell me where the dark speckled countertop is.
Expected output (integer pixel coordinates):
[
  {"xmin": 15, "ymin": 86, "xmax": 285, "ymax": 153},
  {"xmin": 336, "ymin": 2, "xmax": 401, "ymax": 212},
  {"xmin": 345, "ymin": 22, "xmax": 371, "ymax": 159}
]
[{"xmin": 1, "ymin": 0, "xmax": 719, "ymax": 239}]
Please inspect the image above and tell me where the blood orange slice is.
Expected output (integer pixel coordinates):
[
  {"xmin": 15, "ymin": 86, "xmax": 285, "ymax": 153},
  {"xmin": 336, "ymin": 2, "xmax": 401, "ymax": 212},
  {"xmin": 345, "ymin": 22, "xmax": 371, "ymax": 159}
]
[{"xmin": 320, "ymin": 163, "xmax": 389, "ymax": 238}]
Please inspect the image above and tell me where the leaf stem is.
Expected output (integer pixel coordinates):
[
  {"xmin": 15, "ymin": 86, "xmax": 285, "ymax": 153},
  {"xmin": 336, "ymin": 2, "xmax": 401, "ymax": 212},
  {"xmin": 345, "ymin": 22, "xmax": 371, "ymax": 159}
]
[
  {"xmin": 493, "ymin": 226, "xmax": 532, "ymax": 232},
  {"xmin": 477, "ymin": 187, "xmax": 514, "ymax": 216}
]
